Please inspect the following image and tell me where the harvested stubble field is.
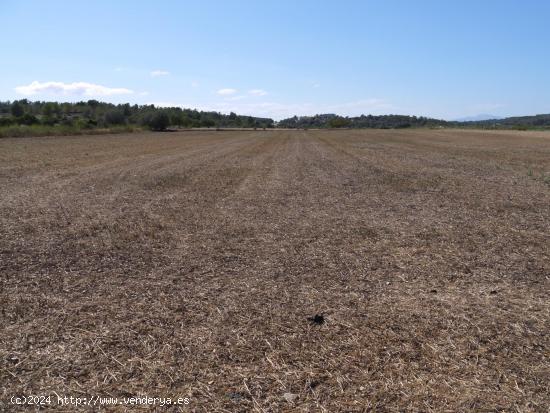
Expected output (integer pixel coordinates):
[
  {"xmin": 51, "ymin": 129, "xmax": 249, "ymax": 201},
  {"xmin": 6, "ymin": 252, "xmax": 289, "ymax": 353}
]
[{"xmin": 1, "ymin": 129, "xmax": 549, "ymax": 412}]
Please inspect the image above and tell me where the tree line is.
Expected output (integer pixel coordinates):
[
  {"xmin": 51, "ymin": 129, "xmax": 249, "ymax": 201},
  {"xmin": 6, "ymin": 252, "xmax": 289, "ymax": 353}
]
[
  {"xmin": 277, "ymin": 113, "xmax": 550, "ymax": 130},
  {"xmin": 0, "ymin": 100, "xmax": 275, "ymax": 131},
  {"xmin": 277, "ymin": 114, "xmax": 448, "ymax": 129},
  {"xmin": 471, "ymin": 114, "xmax": 550, "ymax": 130},
  {"xmin": 2, "ymin": 100, "xmax": 550, "ymax": 135}
]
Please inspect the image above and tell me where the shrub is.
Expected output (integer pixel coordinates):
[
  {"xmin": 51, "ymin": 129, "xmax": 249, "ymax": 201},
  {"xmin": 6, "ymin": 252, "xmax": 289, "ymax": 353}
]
[
  {"xmin": 513, "ymin": 125, "xmax": 529, "ymax": 131},
  {"xmin": 60, "ymin": 117, "xmax": 74, "ymax": 126},
  {"xmin": 41, "ymin": 116, "xmax": 57, "ymax": 126},
  {"xmin": 200, "ymin": 118, "xmax": 215, "ymax": 128},
  {"xmin": 11, "ymin": 101, "xmax": 24, "ymax": 117},
  {"xmin": 104, "ymin": 109, "xmax": 126, "ymax": 125},
  {"xmin": 145, "ymin": 112, "xmax": 170, "ymax": 131},
  {"xmin": 329, "ymin": 117, "xmax": 351, "ymax": 128},
  {"xmin": 75, "ymin": 119, "xmax": 95, "ymax": 129},
  {"xmin": 17, "ymin": 114, "xmax": 40, "ymax": 125},
  {"xmin": 0, "ymin": 117, "xmax": 15, "ymax": 127}
]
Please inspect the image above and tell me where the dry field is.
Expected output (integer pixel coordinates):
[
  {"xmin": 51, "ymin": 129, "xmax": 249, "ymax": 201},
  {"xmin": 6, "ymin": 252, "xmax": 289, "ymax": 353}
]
[{"xmin": 1, "ymin": 129, "xmax": 549, "ymax": 412}]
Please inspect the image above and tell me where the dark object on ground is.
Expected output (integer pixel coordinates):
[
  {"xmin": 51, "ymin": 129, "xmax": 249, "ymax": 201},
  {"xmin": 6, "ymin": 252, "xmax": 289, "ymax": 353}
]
[{"xmin": 307, "ymin": 314, "xmax": 325, "ymax": 325}]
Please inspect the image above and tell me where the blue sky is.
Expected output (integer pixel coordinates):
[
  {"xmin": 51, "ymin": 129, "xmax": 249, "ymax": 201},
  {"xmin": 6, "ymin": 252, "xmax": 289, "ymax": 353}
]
[{"xmin": 1, "ymin": 0, "xmax": 549, "ymax": 120}]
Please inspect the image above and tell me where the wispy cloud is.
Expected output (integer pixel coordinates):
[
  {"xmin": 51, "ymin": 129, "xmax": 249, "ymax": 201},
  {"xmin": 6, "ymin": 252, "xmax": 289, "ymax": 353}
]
[
  {"xmin": 225, "ymin": 95, "xmax": 247, "ymax": 101},
  {"xmin": 217, "ymin": 88, "xmax": 237, "ymax": 96},
  {"xmin": 248, "ymin": 89, "xmax": 268, "ymax": 97},
  {"xmin": 191, "ymin": 81, "xmax": 200, "ymax": 88},
  {"xmin": 150, "ymin": 70, "xmax": 170, "ymax": 77},
  {"xmin": 15, "ymin": 81, "xmax": 133, "ymax": 97}
]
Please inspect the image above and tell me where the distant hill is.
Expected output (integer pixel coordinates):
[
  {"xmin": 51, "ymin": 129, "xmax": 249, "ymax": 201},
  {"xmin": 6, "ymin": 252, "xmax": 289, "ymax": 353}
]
[{"xmin": 454, "ymin": 114, "xmax": 503, "ymax": 122}]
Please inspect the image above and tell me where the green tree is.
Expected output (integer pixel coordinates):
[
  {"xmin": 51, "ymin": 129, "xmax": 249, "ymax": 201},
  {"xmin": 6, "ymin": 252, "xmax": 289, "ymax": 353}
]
[
  {"xmin": 11, "ymin": 101, "xmax": 24, "ymax": 117},
  {"xmin": 19, "ymin": 113, "xmax": 39, "ymax": 125},
  {"xmin": 180, "ymin": 115, "xmax": 192, "ymax": 128},
  {"xmin": 42, "ymin": 102, "xmax": 56, "ymax": 117},
  {"xmin": 200, "ymin": 118, "xmax": 215, "ymax": 128},
  {"xmin": 104, "ymin": 109, "xmax": 126, "ymax": 125},
  {"xmin": 328, "ymin": 117, "xmax": 351, "ymax": 128},
  {"xmin": 170, "ymin": 113, "xmax": 184, "ymax": 127},
  {"xmin": 146, "ymin": 112, "xmax": 170, "ymax": 131},
  {"xmin": 121, "ymin": 103, "xmax": 132, "ymax": 117},
  {"xmin": 62, "ymin": 103, "xmax": 72, "ymax": 115}
]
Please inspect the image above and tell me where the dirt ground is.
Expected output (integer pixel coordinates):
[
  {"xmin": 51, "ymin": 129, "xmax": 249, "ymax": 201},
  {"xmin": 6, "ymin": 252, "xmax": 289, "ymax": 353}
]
[{"xmin": 1, "ymin": 129, "xmax": 549, "ymax": 412}]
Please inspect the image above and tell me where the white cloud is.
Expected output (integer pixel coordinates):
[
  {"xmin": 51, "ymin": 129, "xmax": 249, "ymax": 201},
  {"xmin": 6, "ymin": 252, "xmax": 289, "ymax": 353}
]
[
  {"xmin": 217, "ymin": 88, "xmax": 237, "ymax": 96},
  {"xmin": 15, "ymin": 81, "xmax": 133, "ymax": 97},
  {"xmin": 150, "ymin": 70, "xmax": 170, "ymax": 77},
  {"xmin": 248, "ymin": 89, "xmax": 268, "ymax": 97}
]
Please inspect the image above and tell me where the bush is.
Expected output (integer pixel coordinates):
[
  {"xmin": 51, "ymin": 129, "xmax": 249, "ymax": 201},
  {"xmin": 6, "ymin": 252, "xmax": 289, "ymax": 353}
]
[
  {"xmin": 104, "ymin": 109, "xmax": 126, "ymax": 125},
  {"xmin": 200, "ymin": 118, "xmax": 215, "ymax": 128},
  {"xmin": 0, "ymin": 117, "xmax": 15, "ymax": 127},
  {"xmin": 395, "ymin": 122, "xmax": 412, "ymax": 129},
  {"xmin": 145, "ymin": 112, "xmax": 170, "ymax": 131},
  {"xmin": 17, "ymin": 114, "xmax": 39, "ymax": 125},
  {"xmin": 11, "ymin": 101, "xmax": 24, "ymax": 117},
  {"xmin": 513, "ymin": 125, "xmax": 529, "ymax": 131},
  {"xmin": 329, "ymin": 117, "xmax": 350, "ymax": 128},
  {"xmin": 75, "ymin": 118, "xmax": 96, "ymax": 129},
  {"xmin": 60, "ymin": 117, "xmax": 74, "ymax": 127},
  {"xmin": 41, "ymin": 116, "xmax": 57, "ymax": 126}
]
